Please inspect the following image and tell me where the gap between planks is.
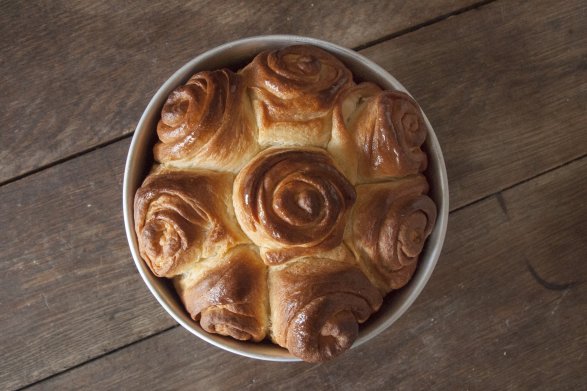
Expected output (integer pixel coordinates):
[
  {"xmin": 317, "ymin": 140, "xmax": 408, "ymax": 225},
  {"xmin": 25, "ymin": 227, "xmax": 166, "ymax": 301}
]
[
  {"xmin": 19, "ymin": 325, "xmax": 179, "ymax": 391},
  {"xmin": 353, "ymin": 0, "xmax": 497, "ymax": 51},
  {"xmin": 449, "ymin": 152, "xmax": 587, "ymax": 215},
  {"xmin": 0, "ymin": 133, "xmax": 133, "ymax": 188}
]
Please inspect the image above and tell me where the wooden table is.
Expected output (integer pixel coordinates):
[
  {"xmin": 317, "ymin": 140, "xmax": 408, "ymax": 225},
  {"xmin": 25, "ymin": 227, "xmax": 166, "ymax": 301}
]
[{"xmin": 1, "ymin": 0, "xmax": 585, "ymax": 389}]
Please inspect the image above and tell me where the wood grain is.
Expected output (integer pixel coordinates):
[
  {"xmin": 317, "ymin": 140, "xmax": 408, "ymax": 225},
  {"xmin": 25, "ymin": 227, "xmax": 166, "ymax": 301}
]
[
  {"xmin": 0, "ymin": 0, "xmax": 478, "ymax": 183},
  {"xmin": 30, "ymin": 156, "xmax": 587, "ymax": 391},
  {"xmin": 0, "ymin": 140, "xmax": 176, "ymax": 390},
  {"xmin": 1, "ymin": 0, "xmax": 586, "ymax": 389},
  {"xmin": 361, "ymin": 0, "xmax": 587, "ymax": 209}
]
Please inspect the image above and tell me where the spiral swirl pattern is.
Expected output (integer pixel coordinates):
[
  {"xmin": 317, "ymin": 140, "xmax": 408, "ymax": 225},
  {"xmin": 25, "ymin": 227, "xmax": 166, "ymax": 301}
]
[
  {"xmin": 154, "ymin": 70, "xmax": 257, "ymax": 172},
  {"xmin": 351, "ymin": 176, "xmax": 437, "ymax": 292},
  {"xmin": 353, "ymin": 90, "xmax": 428, "ymax": 180},
  {"xmin": 270, "ymin": 257, "xmax": 382, "ymax": 362},
  {"xmin": 175, "ymin": 246, "xmax": 268, "ymax": 342},
  {"xmin": 233, "ymin": 148, "xmax": 356, "ymax": 264},
  {"xmin": 134, "ymin": 169, "xmax": 244, "ymax": 277},
  {"xmin": 242, "ymin": 45, "xmax": 354, "ymax": 147}
]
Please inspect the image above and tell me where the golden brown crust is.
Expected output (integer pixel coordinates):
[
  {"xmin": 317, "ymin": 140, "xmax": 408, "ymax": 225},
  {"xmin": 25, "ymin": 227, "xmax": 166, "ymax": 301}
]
[
  {"xmin": 174, "ymin": 246, "xmax": 268, "ymax": 342},
  {"xmin": 349, "ymin": 176, "xmax": 437, "ymax": 293},
  {"xmin": 233, "ymin": 147, "xmax": 356, "ymax": 264},
  {"xmin": 134, "ymin": 169, "xmax": 247, "ymax": 277},
  {"xmin": 133, "ymin": 44, "xmax": 438, "ymax": 362},
  {"xmin": 153, "ymin": 69, "xmax": 258, "ymax": 172},
  {"xmin": 269, "ymin": 256, "xmax": 382, "ymax": 362},
  {"xmin": 241, "ymin": 45, "xmax": 354, "ymax": 147},
  {"xmin": 328, "ymin": 82, "xmax": 382, "ymax": 183},
  {"xmin": 350, "ymin": 90, "xmax": 428, "ymax": 181}
]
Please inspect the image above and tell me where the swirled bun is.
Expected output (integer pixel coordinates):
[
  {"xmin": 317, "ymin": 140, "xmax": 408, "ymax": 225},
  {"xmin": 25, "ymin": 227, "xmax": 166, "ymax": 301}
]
[
  {"xmin": 349, "ymin": 175, "xmax": 437, "ymax": 293},
  {"xmin": 133, "ymin": 167, "xmax": 246, "ymax": 277},
  {"xmin": 232, "ymin": 147, "xmax": 355, "ymax": 264},
  {"xmin": 174, "ymin": 245, "xmax": 268, "ymax": 342},
  {"xmin": 154, "ymin": 70, "xmax": 258, "ymax": 172},
  {"xmin": 355, "ymin": 90, "xmax": 428, "ymax": 180},
  {"xmin": 241, "ymin": 45, "xmax": 353, "ymax": 148},
  {"xmin": 269, "ymin": 254, "xmax": 382, "ymax": 362},
  {"xmin": 328, "ymin": 82, "xmax": 382, "ymax": 182},
  {"xmin": 134, "ymin": 44, "xmax": 437, "ymax": 362}
]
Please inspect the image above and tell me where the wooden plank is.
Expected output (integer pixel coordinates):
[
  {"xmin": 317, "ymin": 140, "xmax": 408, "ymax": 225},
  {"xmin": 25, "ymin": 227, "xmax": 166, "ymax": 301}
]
[
  {"xmin": 0, "ymin": 140, "xmax": 177, "ymax": 390},
  {"xmin": 2, "ymin": 0, "xmax": 586, "ymax": 388},
  {"xmin": 0, "ymin": 0, "xmax": 478, "ymax": 183},
  {"xmin": 30, "ymin": 155, "xmax": 587, "ymax": 391},
  {"xmin": 360, "ymin": 0, "xmax": 587, "ymax": 209}
]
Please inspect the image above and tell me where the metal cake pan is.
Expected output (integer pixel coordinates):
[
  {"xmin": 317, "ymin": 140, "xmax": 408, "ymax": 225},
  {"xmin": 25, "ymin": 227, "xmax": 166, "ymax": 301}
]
[{"xmin": 123, "ymin": 35, "xmax": 449, "ymax": 362}]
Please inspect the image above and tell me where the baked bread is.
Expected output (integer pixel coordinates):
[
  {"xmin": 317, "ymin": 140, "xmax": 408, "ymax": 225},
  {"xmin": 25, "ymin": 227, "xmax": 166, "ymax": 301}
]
[
  {"xmin": 350, "ymin": 175, "xmax": 437, "ymax": 293},
  {"xmin": 232, "ymin": 146, "xmax": 356, "ymax": 265},
  {"xmin": 133, "ymin": 166, "xmax": 247, "ymax": 278},
  {"xmin": 134, "ymin": 44, "xmax": 437, "ymax": 362},
  {"xmin": 241, "ymin": 45, "xmax": 353, "ymax": 148},
  {"xmin": 269, "ymin": 252, "xmax": 382, "ymax": 362},
  {"xmin": 153, "ymin": 70, "xmax": 258, "ymax": 172},
  {"xmin": 174, "ymin": 245, "xmax": 268, "ymax": 342}
]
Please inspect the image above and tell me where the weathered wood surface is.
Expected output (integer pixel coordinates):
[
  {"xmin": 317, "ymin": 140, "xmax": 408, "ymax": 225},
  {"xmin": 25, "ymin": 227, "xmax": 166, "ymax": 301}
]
[
  {"xmin": 0, "ymin": 0, "xmax": 479, "ymax": 184},
  {"xmin": 30, "ymin": 156, "xmax": 587, "ymax": 391},
  {"xmin": 1, "ymin": 0, "xmax": 585, "ymax": 389},
  {"xmin": 361, "ymin": 0, "xmax": 587, "ymax": 210},
  {"xmin": 0, "ymin": 140, "xmax": 176, "ymax": 390}
]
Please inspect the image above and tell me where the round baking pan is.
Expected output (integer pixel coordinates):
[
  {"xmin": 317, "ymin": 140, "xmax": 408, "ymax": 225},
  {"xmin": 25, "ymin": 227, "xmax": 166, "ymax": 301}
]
[{"xmin": 123, "ymin": 35, "xmax": 449, "ymax": 361}]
